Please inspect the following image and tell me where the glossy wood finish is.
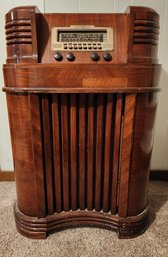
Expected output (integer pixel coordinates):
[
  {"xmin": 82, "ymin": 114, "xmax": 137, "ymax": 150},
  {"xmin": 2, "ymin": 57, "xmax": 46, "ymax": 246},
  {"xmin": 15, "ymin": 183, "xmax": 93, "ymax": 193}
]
[
  {"xmin": 14, "ymin": 201, "xmax": 150, "ymax": 239},
  {"xmin": 3, "ymin": 6, "xmax": 161, "ymax": 239},
  {"xmin": 39, "ymin": 13, "xmax": 129, "ymax": 64},
  {"xmin": 3, "ymin": 64, "xmax": 161, "ymax": 89},
  {"xmin": 5, "ymin": 6, "xmax": 40, "ymax": 64},
  {"xmin": 118, "ymin": 94, "xmax": 137, "ymax": 218}
]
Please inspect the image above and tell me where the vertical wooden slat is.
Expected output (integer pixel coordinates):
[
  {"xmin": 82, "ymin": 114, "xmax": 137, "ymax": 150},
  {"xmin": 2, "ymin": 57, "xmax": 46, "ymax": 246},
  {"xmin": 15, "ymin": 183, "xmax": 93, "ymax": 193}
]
[
  {"xmin": 103, "ymin": 94, "xmax": 113, "ymax": 212},
  {"xmin": 87, "ymin": 94, "xmax": 95, "ymax": 210},
  {"xmin": 79, "ymin": 94, "xmax": 86, "ymax": 210},
  {"xmin": 42, "ymin": 95, "xmax": 54, "ymax": 215},
  {"xmin": 70, "ymin": 94, "xmax": 77, "ymax": 211},
  {"xmin": 29, "ymin": 94, "xmax": 46, "ymax": 218},
  {"xmin": 111, "ymin": 94, "xmax": 123, "ymax": 214},
  {"xmin": 61, "ymin": 94, "xmax": 70, "ymax": 211},
  {"xmin": 52, "ymin": 94, "xmax": 62, "ymax": 212},
  {"xmin": 118, "ymin": 94, "xmax": 137, "ymax": 218},
  {"xmin": 95, "ymin": 94, "xmax": 105, "ymax": 211}
]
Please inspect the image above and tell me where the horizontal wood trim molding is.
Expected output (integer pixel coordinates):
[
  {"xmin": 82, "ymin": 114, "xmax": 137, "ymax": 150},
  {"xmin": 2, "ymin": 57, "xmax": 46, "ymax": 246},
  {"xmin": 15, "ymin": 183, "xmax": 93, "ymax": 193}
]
[
  {"xmin": 0, "ymin": 170, "xmax": 168, "ymax": 181},
  {"xmin": 3, "ymin": 87, "xmax": 161, "ymax": 94},
  {"xmin": 0, "ymin": 171, "xmax": 15, "ymax": 181}
]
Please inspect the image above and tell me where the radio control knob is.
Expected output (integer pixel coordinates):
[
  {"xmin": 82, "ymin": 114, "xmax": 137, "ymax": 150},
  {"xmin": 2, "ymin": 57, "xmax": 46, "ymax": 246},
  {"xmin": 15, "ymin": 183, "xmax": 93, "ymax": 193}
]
[
  {"xmin": 91, "ymin": 52, "xmax": 100, "ymax": 61},
  {"xmin": 54, "ymin": 52, "xmax": 63, "ymax": 61},
  {"xmin": 67, "ymin": 52, "xmax": 75, "ymax": 61},
  {"xmin": 104, "ymin": 52, "xmax": 112, "ymax": 62}
]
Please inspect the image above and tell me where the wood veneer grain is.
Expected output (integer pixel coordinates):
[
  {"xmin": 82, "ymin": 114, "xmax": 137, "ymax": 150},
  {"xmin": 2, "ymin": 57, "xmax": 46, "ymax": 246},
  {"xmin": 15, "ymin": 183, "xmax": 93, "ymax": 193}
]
[{"xmin": 3, "ymin": 5, "xmax": 161, "ymax": 239}]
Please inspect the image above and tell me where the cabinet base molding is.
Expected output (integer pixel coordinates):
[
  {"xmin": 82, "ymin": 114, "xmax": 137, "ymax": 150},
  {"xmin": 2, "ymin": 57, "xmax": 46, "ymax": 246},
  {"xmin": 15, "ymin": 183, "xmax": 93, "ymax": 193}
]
[{"xmin": 14, "ymin": 202, "xmax": 150, "ymax": 239}]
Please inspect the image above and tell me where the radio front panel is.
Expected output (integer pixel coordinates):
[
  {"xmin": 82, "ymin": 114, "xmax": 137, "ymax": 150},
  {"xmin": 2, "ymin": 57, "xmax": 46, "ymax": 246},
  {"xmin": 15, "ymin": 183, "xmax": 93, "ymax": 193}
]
[{"xmin": 39, "ymin": 13, "xmax": 129, "ymax": 64}]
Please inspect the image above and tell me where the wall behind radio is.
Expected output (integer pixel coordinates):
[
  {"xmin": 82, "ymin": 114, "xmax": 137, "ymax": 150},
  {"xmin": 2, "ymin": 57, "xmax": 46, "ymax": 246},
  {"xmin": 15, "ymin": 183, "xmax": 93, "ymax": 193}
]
[{"xmin": 0, "ymin": 0, "xmax": 168, "ymax": 171}]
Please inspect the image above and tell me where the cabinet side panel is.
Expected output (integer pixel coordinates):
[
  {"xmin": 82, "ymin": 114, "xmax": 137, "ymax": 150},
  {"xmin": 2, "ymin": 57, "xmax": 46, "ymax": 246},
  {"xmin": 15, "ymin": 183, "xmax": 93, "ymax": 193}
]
[
  {"xmin": 128, "ymin": 93, "xmax": 158, "ymax": 216},
  {"xmin": 118, "ymin": 94, "xmax": 136, "ymax": 218},
  {"xmin": 6, "ymin": 93, "xmax": 37, "ymax": 216}
]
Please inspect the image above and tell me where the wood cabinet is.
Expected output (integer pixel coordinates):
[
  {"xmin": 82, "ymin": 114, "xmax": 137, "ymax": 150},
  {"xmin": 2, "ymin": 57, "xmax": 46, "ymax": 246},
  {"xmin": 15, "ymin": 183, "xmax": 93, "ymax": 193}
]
[{"xmin": 3, "ymin": 6, "xmax": 161, "ymax": 239}]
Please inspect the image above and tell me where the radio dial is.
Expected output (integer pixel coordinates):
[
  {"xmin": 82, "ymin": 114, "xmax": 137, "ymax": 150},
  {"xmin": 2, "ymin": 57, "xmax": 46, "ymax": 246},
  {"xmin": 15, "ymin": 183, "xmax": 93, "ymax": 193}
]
[
  {"xmin": 67, "ymin": 52, "xmax": 75, "ymax": 61},
  {"xmin": 91, "ymin": 52, "xmax": 100, "ymax": 62}
]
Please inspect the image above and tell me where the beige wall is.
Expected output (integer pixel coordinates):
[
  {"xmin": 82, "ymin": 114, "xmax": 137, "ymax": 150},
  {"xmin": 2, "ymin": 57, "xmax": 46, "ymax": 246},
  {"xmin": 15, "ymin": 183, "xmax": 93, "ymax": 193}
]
[{"xmin": 0, "ymin": 0, "xmax": 167, "ymax": 170}]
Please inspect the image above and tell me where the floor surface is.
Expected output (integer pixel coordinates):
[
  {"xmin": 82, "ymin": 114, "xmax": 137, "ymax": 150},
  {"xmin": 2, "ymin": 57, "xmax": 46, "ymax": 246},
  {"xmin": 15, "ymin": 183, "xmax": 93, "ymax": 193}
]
[{"xmin": 0, "ymin": 181, "xmax": 168, "ymax": 257}]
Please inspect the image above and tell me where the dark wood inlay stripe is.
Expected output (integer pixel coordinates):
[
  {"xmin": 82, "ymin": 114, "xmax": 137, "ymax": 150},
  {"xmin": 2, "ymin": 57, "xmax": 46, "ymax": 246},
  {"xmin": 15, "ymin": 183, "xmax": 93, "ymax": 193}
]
[
  {"xmin": 103, "ymin": 94, "xmax": 114, "ymax": 213},
  {"xmin": 95, "ymin": 94, "xmax": 106, "ymax": 211},
  {"xmin": 61, "ymin": 94, "xmax": 70, "ymax": 211},
  {"xmin": 42, "ymin": 95, "xmax": 54, "ymax": 215},
  {"xmin": 79, "ymin": 94, "xmax": 87, "ymax": 210},
  {"xmin": 70, "ymin": 94, "xmax": 77, "ymax": 211},
  {"xmin": 87, "ymin": 94, "xmax": 95, "ymax": 211},
  {"xmin": 111, "ymin": 94, "xmax": 123, "ymax": 214},
  {"xmin": 52, "ymin": 95, "xmax": 62, "ymax": 212}
]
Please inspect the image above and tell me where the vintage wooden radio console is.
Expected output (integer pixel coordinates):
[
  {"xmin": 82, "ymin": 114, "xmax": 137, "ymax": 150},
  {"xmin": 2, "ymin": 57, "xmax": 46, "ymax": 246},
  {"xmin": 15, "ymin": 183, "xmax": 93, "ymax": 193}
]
[{"xmin": 3, "ymin": 6, "xmax": 161, "ymax": 239}]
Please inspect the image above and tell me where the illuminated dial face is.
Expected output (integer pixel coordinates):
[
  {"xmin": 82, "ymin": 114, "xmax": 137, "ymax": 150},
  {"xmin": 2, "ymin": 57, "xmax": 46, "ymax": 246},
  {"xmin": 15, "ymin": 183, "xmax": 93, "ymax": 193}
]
[
  {"xmin": 51, "ymin": 26, "xmax": 113, "ymax": 51},
  {"xmin": 58, "ymin": 31, "xmax": 105, "ymax": 43}
]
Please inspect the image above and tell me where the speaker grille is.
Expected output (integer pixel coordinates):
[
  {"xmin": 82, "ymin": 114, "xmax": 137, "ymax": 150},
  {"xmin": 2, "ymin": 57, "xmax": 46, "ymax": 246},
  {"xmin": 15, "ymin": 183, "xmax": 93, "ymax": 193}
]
[
  {"xmin": 37, "ymin": 93, "xmax": 125, "ymax": 215},
  {"xmin": 133, "ymin": 19, "xmax": 159, "ymax": 45},
  {"xmin": 5, "ymin": 19, "xmax": 32, "ymax": 46}
]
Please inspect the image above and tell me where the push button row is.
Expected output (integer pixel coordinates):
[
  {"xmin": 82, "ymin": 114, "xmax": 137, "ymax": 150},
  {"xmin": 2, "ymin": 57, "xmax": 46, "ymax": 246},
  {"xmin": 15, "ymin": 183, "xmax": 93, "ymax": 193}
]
[
  {"xmin": 54, "ymin": 52, "xmax": 112, "ymax": 62},
  {"xmin": 63, "ymin": 43, "xmax": 102, "ymax": 50}
]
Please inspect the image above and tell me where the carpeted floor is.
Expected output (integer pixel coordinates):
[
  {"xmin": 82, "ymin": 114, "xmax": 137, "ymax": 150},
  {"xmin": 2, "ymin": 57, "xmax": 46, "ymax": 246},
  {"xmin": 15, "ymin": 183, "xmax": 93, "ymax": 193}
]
[{"xmin": 0, "ymin": 181, "xmax": 168, "ymax": 257}]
